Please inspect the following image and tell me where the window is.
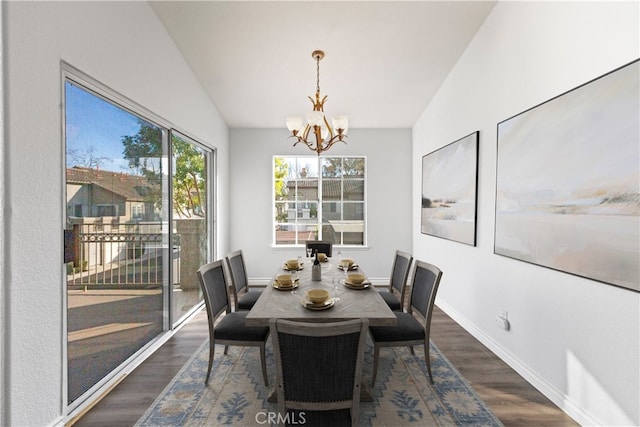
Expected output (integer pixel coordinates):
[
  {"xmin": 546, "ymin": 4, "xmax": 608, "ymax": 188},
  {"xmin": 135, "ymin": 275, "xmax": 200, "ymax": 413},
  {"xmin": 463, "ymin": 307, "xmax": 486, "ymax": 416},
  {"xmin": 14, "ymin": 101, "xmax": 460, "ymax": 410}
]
[
  {"xmin": 131, "ymin": 203, "xmax": 144, "ymax": 220},
  {"xmin": 96, "ymin": 204, "xmax": 116, "ymax": 217},
  {"xmin": 274, "ymin": 156, "xmax": 366, "ymax": 246}
]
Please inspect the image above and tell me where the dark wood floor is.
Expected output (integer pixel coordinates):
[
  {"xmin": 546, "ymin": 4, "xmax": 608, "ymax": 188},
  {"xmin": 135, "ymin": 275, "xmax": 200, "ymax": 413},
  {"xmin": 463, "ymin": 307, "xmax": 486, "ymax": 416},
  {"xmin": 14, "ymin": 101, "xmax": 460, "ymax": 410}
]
[{"xmin": 73, "ymin": 306, "xmax": 578, "ymax": 426}]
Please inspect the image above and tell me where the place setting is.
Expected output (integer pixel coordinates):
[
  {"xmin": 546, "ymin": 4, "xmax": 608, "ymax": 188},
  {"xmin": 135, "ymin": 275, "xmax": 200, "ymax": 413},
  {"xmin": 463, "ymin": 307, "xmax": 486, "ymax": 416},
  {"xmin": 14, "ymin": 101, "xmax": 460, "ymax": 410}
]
[
  {"xmin": 343, "ymin": 272, "xmax": 371, "ymax": 290},
  {"xmin": 300, "ymin": 288, "xmax": 336, "ymax": 310},
  {"xmin": 272, "ymin": 273, "xmax": 299, "ymax": 291},
  {"xmin": 283, "ymin": 258, "xmax": 304, "ymax": 271}
]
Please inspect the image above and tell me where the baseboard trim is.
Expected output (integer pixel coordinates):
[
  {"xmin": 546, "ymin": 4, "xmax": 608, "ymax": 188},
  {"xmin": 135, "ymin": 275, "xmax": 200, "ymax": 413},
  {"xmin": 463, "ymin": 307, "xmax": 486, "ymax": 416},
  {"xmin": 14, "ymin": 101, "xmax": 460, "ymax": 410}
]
[{"xmin": 436, "ymin": 300, "xmax": 600, "ymax": 427}]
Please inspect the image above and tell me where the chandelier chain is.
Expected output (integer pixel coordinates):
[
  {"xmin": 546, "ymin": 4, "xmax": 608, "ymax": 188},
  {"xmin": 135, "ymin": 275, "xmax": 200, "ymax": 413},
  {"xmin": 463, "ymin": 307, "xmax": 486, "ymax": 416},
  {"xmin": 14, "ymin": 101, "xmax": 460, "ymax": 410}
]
[{"xmin": 316, "ymin": 55, "xmax": 321, "ymax": 94}]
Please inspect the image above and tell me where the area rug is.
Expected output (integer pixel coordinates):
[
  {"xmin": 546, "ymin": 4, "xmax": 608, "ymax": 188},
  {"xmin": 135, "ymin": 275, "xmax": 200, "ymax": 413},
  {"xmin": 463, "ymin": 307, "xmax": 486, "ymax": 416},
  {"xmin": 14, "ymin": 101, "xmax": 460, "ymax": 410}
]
[{"xmin": 136, "ymin": 340, "xmax": 503, "ymax": 426}]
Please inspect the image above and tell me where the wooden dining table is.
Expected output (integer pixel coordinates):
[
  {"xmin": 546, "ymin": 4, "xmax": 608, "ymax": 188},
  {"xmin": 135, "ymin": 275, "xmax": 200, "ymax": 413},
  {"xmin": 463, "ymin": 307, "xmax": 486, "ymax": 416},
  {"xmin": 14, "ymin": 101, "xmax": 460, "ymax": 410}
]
[
  {"xmin": 246, "ymin": 257, "xmax": 396, "ymax": 402},
  {"xmin": 245, "ymin": 258, "xmax": 397, "ymax": 327}
]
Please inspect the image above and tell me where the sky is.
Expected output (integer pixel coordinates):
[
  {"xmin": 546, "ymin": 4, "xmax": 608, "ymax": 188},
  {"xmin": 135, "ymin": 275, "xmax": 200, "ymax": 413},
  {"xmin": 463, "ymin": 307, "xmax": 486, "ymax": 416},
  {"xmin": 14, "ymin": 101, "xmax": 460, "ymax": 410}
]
[{"xmin": 65, "ymin": 81, "xmax": 143, "ymax": 172}]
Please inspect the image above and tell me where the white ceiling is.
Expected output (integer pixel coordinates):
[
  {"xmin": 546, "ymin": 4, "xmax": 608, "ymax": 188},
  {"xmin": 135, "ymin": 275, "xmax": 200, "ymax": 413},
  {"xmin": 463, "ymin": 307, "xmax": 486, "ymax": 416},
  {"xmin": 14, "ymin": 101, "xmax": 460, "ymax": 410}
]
[{"xmin": 150, "ymin": 1, "xmax": 496, "ymax": 129}]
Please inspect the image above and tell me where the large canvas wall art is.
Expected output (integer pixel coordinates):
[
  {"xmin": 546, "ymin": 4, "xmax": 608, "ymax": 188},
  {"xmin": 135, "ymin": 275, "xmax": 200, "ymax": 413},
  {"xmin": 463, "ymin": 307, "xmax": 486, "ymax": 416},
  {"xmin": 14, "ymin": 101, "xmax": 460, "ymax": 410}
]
[
  {"xmin": 495, "ymin": 60, "xmax": 639, "ymax": 292},
  {"xmin": 421, "ymin": 131, "xmax": 479, "ymax": 246}
]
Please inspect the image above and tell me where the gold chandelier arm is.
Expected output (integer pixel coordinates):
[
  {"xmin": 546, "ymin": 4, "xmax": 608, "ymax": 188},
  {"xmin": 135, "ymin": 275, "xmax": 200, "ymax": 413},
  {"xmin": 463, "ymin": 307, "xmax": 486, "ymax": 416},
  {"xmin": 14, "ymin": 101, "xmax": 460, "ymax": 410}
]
[
  {"xmin": 301, "ymin": 123, "xmax": 311, "ymax": 141},
  {"xmin": 322, "ymin": 133, "xmax": 348, "ymax": 152},
  {"xmin": 290, "ymin": 135, "xmax": 313, "ymax": 149},
  {"xmin": 323, "ymin": 115, "xmax": 334, "ymax": 140},
  {"xmin": 290, "ymin": 132, "xmax": 347, "ymax": 155}
]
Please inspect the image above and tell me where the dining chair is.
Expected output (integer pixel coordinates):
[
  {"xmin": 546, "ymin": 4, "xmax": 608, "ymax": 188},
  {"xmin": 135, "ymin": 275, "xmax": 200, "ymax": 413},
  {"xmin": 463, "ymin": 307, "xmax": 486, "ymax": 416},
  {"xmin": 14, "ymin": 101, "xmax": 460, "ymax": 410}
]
[
  {"xmin": 225, "ymin": 249, "xmax": 262, "ymax": 311},
  {"xmin": 269, "ymin": 318, "xmax": 368, "ymax": 427},
  {"xmin": 197, "ymin": 259, "xmax": 269, "ymax": 386},
  {"xmin": 378, "ymin": 250, "xmax": 413, "ymax": 311},
  {"xmin": 368, "ymin": 260, "xmax": 443, "ymax": 386},
  {"xmin": 305, "ymin": 240, "xmax": 333, "ymax": 258}
]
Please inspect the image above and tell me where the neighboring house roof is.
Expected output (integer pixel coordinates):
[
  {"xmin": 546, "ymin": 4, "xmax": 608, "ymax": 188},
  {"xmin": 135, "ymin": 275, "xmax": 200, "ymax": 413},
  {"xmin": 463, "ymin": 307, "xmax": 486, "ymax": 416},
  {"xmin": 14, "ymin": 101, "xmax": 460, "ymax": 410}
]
[
  {"xmin": 287, "ymin": 179, "xmax": 364, "ymax": 198},
  {"xmin": 67, "ymin": 166, "xmax": 159, "ymax": 202}
]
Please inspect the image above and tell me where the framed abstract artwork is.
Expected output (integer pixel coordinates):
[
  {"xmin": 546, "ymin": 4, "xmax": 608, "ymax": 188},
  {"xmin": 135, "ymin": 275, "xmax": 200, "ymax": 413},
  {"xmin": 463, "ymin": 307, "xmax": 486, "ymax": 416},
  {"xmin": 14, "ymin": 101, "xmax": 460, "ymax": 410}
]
[
  {"xmin": 495, "ymin": 59, "xmax": 639, "ymax": 292},
  {"xmin": 421, "ymin": 131, "xmax": 479, "ymax": 246}
]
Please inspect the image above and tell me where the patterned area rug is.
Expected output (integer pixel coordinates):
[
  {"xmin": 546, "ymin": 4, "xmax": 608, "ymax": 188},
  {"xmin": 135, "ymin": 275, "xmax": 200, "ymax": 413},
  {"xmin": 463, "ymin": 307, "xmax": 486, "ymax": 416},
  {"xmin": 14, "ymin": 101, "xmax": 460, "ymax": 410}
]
[{"xmin": 136, "ymin": 339, "xmax": 503, "ymax": 426}]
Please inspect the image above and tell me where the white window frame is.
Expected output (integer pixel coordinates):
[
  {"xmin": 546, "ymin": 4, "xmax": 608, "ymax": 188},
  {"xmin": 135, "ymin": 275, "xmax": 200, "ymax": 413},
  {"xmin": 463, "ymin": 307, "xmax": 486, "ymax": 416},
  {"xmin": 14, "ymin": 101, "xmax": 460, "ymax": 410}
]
[{"xmin": 273, "ymin": 155, "xmax": 367, "ymax": 247}]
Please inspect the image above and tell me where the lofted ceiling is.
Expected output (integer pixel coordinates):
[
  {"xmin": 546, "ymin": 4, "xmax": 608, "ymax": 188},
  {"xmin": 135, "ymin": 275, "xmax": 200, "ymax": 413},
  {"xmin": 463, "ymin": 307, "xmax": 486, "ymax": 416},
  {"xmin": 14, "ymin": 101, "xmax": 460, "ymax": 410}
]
[{"xmin": 150, "ymin": 1, "xmax": 496, "ymax": 129}]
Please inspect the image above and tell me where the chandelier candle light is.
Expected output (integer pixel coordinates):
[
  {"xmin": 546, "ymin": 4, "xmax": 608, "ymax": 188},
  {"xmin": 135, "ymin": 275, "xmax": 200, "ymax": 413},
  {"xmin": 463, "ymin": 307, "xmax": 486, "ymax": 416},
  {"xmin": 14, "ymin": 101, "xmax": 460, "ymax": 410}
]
[{"xmin": 286, "ymin": 50, "xmax": 348, "ymax": 155}]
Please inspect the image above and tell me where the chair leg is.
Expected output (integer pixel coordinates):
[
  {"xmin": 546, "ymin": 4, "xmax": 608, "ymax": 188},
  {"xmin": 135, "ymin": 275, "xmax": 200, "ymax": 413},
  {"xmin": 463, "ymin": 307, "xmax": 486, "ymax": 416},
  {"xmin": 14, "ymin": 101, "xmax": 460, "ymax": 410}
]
[
  {"xmin": 352, "ymin": 389, "xmax": 361, "ymax": 426},
  {"xmin": 205, "ymin": 338, "xmax": 216, "ymax": 385},
  {"xmin": 409, "ymin": 345, "xmax": 415, "ymax": 355},
  {"xmin": 371, "ymin": 344, "xmax": 380, "ymax": 386},
  {"xmin": 224, "ymin": 345, "xmax": 229, "ymax": 355},
  {"xmin": 424, "ymin": 341, "xmax": 433, "ymax": 384},
  {"xmin": 260, "ymin": 343, "xmax": 268, "ymax": 386}
]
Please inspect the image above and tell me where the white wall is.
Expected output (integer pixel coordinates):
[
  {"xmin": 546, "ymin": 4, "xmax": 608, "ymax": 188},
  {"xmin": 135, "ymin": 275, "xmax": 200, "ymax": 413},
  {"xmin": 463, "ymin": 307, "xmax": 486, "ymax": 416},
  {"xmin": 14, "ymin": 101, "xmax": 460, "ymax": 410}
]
[
  {"xmin": 3, "ymin": 2, "xmax": 229, "ymax": 425},
  {"xmin": 413, "ymin": 2, "xmax": 639, "ymax": 426},
  {"xmin": 229, "ymin": 128, "xmax": 412, "ymax": 282},
  {"xmin": 0, "ymin": 2, "xmax": 5, "ymax": 424}
]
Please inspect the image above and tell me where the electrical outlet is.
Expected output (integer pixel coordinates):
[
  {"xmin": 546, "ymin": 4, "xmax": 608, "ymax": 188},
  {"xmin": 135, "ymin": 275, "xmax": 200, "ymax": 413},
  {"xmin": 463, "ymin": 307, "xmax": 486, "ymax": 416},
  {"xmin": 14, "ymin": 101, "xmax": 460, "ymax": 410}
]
[{"xmin": 496, "ymin": 310, "xmax": 510, "ymax": 331}]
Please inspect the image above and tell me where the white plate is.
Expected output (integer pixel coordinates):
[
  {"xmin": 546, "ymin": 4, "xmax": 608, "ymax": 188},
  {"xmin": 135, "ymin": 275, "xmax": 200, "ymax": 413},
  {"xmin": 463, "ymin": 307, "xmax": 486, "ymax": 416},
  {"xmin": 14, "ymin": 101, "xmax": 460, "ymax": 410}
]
[
  {"xmin": 343, "ymin": 281, "xmax": 371, "ymax": 290},
  {"xmin": 338, "ymin": 264, "xmax": 358, "ymax": 271},
  {"xmin": 273, "ymin": 280, "xmax": 299, "ymax": 290},
  {"xmin": 300, "ymin": 297, "xmax": 335, "ymax": 310}
]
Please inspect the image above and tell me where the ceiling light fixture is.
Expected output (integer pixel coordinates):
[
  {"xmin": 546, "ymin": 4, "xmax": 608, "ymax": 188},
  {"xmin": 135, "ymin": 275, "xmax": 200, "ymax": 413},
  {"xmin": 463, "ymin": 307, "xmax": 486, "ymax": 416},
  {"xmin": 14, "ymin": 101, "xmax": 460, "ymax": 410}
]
[{"xmin": 286, "ymin": 50, "xmax": 348, "ymax": 155}]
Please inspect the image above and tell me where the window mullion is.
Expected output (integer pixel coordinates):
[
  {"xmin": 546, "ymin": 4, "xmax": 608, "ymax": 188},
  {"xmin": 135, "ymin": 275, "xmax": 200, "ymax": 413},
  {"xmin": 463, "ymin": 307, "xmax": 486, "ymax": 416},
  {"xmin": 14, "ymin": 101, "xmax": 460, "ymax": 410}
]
[{"xmin": 317, "ymin": 156, "xmax": 322, "ymax": 240}]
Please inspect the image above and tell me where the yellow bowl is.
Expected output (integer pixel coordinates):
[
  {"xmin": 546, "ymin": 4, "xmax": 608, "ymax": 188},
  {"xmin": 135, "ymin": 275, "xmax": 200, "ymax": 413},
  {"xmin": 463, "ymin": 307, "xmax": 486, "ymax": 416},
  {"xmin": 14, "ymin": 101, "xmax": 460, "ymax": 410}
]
[
  {"xmin": 317, "ymin": 253, "xmax": 328, "ymax": 262},
  {"xmin": 347, "ymin": 273, "xmax": 366, "ymax": 284},
  {"xmin": 307, "ymin": 289, "xmax": 330, "ymax": 304},
  {"xmin": 285, "ymin": 259, "xmax": 299, "ymax": 269},
  {"xmin": 276, "ymin": 274, "xmax": 293, "ymax": 286}
]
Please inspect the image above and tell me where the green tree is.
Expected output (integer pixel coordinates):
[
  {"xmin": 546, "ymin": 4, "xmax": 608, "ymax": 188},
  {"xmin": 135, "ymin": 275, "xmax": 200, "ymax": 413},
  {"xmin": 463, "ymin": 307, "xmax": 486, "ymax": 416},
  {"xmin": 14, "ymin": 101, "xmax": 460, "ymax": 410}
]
[
  {"xmin": 321, "ymin": 157, "xmax": 364, "ymax": 178},
  {"xmin": 122, "ymin": 121, "xmax": 206, "ymax": 218},
  {"xmin": 122, "ymin": 121, "xmax": 164, "ymax": 210},
  {"xmin": 172, "ymin": 136, "xmax": 206, "ymax": 218},
  {"xmin": 122, "ymin": 121, "xmax": 163, "ymax": 179},
  {"xmin": 274, "ymin": 157, "xmax": 289, "ymax": 222}
]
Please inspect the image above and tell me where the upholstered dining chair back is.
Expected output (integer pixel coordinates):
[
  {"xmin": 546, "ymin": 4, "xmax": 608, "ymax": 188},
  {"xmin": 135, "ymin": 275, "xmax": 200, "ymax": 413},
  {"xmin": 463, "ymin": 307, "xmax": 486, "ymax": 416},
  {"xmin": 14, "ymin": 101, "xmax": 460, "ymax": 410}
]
[
  {"xmin": 378, "ymin": 250, "xmax": 413, "ymax": 312},
  {"xmin": 305, "ymin": 240, "xmax": 333, "ymax": 258},
  {"xmin": 408, "ymin": 260, "xmax": 442, "ymax": 323},
  {"xmin": 226, "ymin": 249, "xmax": 249, "ymax": 294},
  {"xmin": 269, "ymin": 318, "xmax": 368, "ymax": 426},
  {"xmin": 225, "ymin": 249, "xmax": 261, "ymax": 311},
  {"xmin": 198, "ymin": 259, "xmax": 231, "ymax": 321},
  {"xmin": 390, "ymin": 250, "xmax": 413, "ymax": 303}
]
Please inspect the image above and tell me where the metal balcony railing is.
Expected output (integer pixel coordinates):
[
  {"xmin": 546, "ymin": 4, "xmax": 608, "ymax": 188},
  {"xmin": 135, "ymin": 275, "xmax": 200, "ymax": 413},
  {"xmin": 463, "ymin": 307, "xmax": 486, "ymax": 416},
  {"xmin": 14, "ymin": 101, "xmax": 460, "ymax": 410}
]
[{"xmin": 66, "ymin": 222, "xmax": 179, "ymax": 289}]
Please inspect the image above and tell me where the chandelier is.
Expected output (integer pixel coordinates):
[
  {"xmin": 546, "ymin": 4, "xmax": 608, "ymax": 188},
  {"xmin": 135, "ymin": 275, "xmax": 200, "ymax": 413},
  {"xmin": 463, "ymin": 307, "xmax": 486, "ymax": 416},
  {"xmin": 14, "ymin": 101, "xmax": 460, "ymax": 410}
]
[{"xmin": 286, "ymin": 50, "xmax": 348, "ymax": 155}]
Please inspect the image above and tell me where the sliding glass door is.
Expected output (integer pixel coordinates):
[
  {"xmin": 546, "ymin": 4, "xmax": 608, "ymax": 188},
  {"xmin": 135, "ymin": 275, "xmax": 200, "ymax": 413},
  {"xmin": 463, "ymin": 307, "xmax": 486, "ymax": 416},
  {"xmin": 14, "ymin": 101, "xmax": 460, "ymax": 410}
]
[{"xmin": 64, "ymin": 73, "xmax": 212, "ymax": 407}]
